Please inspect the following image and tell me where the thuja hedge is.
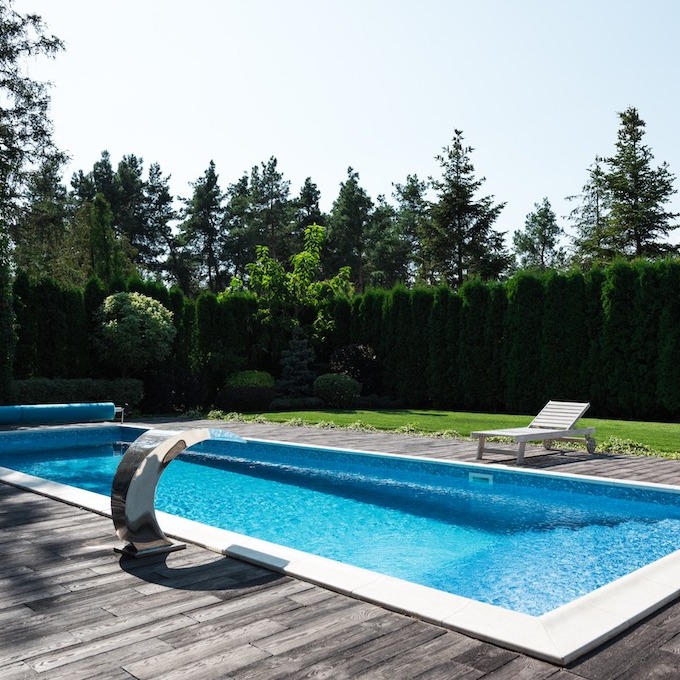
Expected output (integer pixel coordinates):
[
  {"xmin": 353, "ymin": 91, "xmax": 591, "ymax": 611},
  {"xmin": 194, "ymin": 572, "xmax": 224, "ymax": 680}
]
[
  {"xmin": 5, "ymin": 259, "xmax": 680, "ymax": 419},
  {"xmin": 329, "ymin": 260, "xmax": 680, "ymax": 420}
]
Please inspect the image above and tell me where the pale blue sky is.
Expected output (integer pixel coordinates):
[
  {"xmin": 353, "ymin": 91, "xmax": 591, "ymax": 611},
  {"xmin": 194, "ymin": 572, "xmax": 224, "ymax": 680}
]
[{"xmin": 15, "ymin": 0, "xmax": 680, "ymax": 247}]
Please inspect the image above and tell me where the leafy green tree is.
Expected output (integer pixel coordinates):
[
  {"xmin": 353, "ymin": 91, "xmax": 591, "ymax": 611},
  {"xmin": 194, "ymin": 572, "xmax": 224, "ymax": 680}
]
[
  {"xmin": 326, "ymin": 167, "xmax": 374, "ymax": 290},
  {"xmin": 513, "ymin": 198, "xmax": 566, "ymax": 270},
  {"xmin": 0, "ymin": 1, "xmax": 63, "ymax": 229},
  {"xmin": 428, "ymin": 130, "xmax": 511, "ymax": 288},
  {"xmin": 603, "ymin": 107, "xmax": 678, "ymax": 257},
  {"xmin": 94, "ymin": 291, "xmax": 176, "ymax": 376},
  {"xmin": 230, "ymin": 223, "xmax": 352, "ymax": 362},
  {"xmin": 177, "ymin": 161, "xmax": 226, "ymax": 293}
]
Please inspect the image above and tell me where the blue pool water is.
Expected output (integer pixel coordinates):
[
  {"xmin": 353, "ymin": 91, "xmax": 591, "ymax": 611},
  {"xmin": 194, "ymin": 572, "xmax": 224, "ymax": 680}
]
[{"xmin": 2, "ymin": 425, "xmax": 680, "ymax": 616}]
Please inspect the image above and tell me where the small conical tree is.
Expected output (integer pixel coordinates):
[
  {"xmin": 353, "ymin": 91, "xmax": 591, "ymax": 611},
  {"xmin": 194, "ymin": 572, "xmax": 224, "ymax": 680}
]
[{"xmin": 275, "ymin": 330, "xmax": 317, "ymax": 398}]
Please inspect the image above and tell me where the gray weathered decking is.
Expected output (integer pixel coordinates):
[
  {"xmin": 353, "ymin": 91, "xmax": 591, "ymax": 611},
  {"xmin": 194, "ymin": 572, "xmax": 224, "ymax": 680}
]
[{"xmin": 3, "ymin": 421, "xmax": 680, "ymax": 678}]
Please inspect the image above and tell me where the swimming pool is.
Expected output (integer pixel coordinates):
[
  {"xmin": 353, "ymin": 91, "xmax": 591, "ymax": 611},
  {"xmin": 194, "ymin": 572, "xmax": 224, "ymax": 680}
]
[{"xmin": 2, "ymin": 423, "xmax": 680, "ymax": 664}]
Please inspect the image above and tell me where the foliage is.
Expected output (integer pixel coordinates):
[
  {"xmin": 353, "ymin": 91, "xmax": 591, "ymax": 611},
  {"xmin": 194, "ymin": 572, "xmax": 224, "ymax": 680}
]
[
  {"xmin": 12, "ymin": 377, "xmax": 143, "ymax": 406},
  {"xmin": 313, "ymin": 373, "xmax": 362, "ymax": 408},
  {"xmin": 94, "ymin": 292, "xmax": 176, "ymax": 376},
  {"xmin": 512, "ymin": 198, "xmax": 566, "ymax": 270},
  {"xmin": 0, "ymin": 2, "xmax": 64, "ymax": 226},
  {"xmin": 0, "ymin": 2, "xmax": 64, "ymax": 401},
  {"xmin": 12, "ymin": 259, "xmax": 680, "ymax": 419},
  {"xmin": 12, "ymin": 273, "xmax": 88, "ymax": 379},
  {"xmin": 225, "ymin": 370, "xmax": 275, "ymax": 389},
  {"xmin": 231, "ymin": 223, "xmax": 352, "ymax": 357}
]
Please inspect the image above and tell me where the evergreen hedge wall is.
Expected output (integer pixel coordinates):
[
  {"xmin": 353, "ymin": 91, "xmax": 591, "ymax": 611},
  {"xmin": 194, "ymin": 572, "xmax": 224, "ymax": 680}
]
[{"xmin": 4, "ymin": 260, "xmax": 680, "ymax": 419}]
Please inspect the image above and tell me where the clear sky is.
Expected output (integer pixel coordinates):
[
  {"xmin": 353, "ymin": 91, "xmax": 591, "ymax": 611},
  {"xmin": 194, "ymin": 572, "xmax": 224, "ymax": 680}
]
[{"xmin": 13, "ymin": 0, "xmax": 680, "ymax": 247}]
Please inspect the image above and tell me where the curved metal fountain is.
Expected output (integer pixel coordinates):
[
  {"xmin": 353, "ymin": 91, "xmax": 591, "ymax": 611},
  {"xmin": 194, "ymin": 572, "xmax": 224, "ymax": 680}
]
[{"xmin": 111, "ymin": 427, "xmax": 245, "ymax": 557}]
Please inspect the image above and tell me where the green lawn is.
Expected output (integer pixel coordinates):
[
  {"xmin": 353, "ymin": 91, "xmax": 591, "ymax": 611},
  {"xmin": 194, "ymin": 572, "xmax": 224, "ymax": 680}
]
[{"xmin": 237, "ymin": 408, "xmax": 680, "ymax": 456}]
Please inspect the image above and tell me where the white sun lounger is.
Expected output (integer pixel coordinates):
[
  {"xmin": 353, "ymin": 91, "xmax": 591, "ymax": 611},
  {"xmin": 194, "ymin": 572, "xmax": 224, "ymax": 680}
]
[{"xmin": 471, "ymin": 400, "xmax": 596, "ymax": 464}]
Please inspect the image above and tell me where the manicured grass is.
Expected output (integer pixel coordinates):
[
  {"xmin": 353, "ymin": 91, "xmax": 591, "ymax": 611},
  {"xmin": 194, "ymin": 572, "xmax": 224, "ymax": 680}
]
[{"xmin": 245, "ymin": 409, "xmax": 680, "ymax": 455}]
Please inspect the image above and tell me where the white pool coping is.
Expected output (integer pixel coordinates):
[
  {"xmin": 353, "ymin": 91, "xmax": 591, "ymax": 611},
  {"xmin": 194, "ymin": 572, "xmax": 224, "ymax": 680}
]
[{"xmin": 3, "ymin": 432, "xmax": 680, "ymax": 665}]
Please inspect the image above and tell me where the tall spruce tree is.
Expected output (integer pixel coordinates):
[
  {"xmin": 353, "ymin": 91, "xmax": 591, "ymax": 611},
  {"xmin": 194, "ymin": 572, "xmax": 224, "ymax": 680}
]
[
  {"xmin": 603, "ymin": 107, "xmax": 678, "ymax": 258},
  {"xmin": 428, "ymin": 130, "xmax": 511, "ymax": 288}
]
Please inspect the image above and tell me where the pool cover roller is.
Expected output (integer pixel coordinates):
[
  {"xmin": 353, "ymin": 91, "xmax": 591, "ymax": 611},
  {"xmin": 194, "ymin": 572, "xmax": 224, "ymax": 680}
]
[{"xmin": 0, "ymin": 402, "xmax": 116, "ymax": 425}]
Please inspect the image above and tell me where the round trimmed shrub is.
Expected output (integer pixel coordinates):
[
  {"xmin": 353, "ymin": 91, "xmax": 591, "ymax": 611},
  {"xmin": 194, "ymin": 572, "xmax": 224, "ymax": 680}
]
[
  {"xmin": 313, "ymin": 372, "xmax": 362, "ymax": 408},
  {"xmin": 95, "ymin": 292, "xmax": 176, "ymax": 376}
]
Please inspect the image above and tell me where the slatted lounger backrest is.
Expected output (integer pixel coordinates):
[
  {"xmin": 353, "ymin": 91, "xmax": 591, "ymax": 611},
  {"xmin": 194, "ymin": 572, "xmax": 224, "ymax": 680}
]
[{"xmin": 529, "ymin": 401, "xmax": 590, "ymax": 430}]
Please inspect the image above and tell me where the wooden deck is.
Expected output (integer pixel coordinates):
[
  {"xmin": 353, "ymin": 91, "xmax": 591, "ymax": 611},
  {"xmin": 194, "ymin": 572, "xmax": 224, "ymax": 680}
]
[{"xmin": 3, "ymin": 421, "xmax": 680, "ymax": 678}]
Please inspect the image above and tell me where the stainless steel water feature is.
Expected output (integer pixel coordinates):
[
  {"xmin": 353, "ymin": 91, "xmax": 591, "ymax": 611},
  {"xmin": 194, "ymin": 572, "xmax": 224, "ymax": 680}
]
[{"xmin": 111, "ymin": 427, "xmax": 246, "ymax": 557}]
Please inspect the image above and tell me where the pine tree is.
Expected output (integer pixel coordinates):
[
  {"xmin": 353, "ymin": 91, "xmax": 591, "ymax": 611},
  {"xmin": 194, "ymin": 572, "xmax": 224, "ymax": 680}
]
[
  {"xmin": 178, "ymin": 161, "xmax": 226, "ymax": 293},
  {"xmin": 428, "ymin": 130, "xmax": 511, "ymax": 288}
]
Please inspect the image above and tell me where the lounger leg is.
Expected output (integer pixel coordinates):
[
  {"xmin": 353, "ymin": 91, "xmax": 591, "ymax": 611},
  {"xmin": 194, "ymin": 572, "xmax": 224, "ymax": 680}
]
[
  {"xmin": 476, "ymin": 437, "xmax": 485, "ymax": 460},
  {"xmin": 516, "ymin": 441, "xmax": 527, "ymax": 465}
]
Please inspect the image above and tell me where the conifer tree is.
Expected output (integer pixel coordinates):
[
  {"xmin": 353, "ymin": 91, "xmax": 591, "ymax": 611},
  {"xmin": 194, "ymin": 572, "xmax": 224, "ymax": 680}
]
[
  {"xmin": 603, "ymin": 107, "xmax": 678, "ymax": 257},
  {"xmin": 513, "ymin": 198, "xmax": 566, "ymax": 270},
  {"xmin": 275, "ymin": 330, "xmax": 317, "ymax": 398},
  {"xmin": 428, "ymin": 130, "xmax": 511, "ymax": 288}
]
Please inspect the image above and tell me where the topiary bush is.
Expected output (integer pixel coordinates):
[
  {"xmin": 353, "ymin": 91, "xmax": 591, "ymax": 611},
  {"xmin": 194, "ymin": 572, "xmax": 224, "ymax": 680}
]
[
  {"xmin": 214, "ymin": 370, "xmax": 275, "ymax": 412},
  {"xmin": 94, "ymin": 292, "xmax": 176, "ymax": 376},
  {"xmin": 313, "ymin": 372, "xmax": 361, "ymax": 408}
]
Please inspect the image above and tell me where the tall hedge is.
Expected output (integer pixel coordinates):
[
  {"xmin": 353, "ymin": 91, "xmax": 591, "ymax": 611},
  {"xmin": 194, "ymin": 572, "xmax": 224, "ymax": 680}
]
[
  {"xmin": 11, "ymin": 259, "xmax": 680, "ymax": 419},
  {"xmin": 13, "ymin": 274, "xmax": 88, "ymax": 379},
  {"xmin": 657, "ymin": 260, "xmax": 680, "ymax": 415},
  {"xmin": 458, "ymin": 279, "xmax": 495, "ymax": 410},
  {"xmin": 601, "ymin": 260, "xmax": 638, "ymax": 417},
  {"xmin": 426, "ymin": 286, "xmax": 459, "ymax": 408},
  {"xmin": 540, "ymin": 271, "xmax": 588, "ymax": 402},
  {"xmin": 503, "ymin": 272, "xmax": 545, "ymax": 413}
]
